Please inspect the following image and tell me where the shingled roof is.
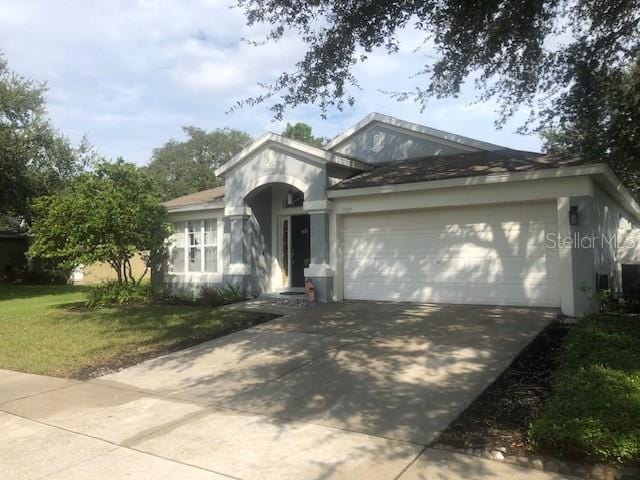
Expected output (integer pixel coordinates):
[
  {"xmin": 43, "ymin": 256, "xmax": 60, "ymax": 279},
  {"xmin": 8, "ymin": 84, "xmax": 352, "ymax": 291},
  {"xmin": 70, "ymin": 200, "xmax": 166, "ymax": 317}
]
[
  {"xmin": 163, "ymin": 186, "xmax": 225, "ymax": 209},
  {"xmin": 328, "ymin": 149, "xmax": 599, "ymax": 190}
]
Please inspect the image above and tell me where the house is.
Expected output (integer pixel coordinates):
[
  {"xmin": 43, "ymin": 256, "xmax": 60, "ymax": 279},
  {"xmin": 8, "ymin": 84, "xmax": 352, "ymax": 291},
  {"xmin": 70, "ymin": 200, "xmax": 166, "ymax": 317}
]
[
  {"xmin": 71, "ymin": 256, "xmax": 148, "ymax": 285},
  {"xmin": 162, "ymin": 113, "xmax": 640, "ymax": 317}
]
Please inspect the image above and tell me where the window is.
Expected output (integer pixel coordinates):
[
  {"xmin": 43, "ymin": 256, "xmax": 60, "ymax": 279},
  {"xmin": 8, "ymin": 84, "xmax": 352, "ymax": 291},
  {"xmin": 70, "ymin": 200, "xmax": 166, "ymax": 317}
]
[
  {"xmin": 188, "ymin": 220, "xmax": 202, "ymax": 272},
  {"xmin": 169, "ymin": 219, "xmax": 217, "ymax": 274},
  {"xmin": 204, "ymin": 219, "xmax": 217, "ymax": 272},
  {"xmin": 168, "ymin": 221, "xmax": 185, "ymax": 273},
  {"xmin": 283, "ymin": 189, "xmax": 304, "ymax": 209}
]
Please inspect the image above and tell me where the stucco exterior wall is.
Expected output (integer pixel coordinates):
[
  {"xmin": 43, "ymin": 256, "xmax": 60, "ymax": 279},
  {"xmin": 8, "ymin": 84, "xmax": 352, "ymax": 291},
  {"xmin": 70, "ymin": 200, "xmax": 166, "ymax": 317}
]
[
  {"xmin": 564, "ymin": 182, "xmax": 640, "ymax": 312},
  {"xmin": 246, "ymin": 187, "xmax": 273, "ymax": 296},
  {"xmin": 224, "ymin": 144, "xmax": 327, "ymax": 209},
  {"xmin": 592, "ymin": 182, "xmax": 640, "ymax": 289},
  {"xmin": 332, "ymin": 123, "xmax": 474, "ymax": 164}
]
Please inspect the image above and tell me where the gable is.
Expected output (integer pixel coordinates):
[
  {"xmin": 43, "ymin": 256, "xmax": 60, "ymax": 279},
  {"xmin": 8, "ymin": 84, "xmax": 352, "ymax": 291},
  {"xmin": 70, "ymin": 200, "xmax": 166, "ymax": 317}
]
[
  {"xmin": 331, "ymin": 123, "xmax": 472, "ymax": 163},
  {"xmin": 326, "ymin": 113, "xmax": 505, "ymax": 164},
  {"xmin": 215, "ymin": 133, "xmax": 331, "ymax": 178},
  {"xmin": 223, "ymin": 142, "xmax": 328, "ymax": 206}
]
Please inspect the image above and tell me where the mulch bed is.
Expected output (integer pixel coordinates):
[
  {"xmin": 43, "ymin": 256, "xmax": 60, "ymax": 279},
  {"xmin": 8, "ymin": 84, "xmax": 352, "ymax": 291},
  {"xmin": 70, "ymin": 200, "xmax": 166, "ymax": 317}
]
[{"xmin": 434, "ymin": 321, "xmax": 571, "ymax": 456}]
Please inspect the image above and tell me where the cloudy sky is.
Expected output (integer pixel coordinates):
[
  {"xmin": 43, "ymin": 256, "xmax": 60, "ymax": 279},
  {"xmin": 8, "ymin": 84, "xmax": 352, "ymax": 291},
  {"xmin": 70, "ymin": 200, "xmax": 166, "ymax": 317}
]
[{"xmin": 0, "ymin": 0, "xmax": 543, "ymax": 165}]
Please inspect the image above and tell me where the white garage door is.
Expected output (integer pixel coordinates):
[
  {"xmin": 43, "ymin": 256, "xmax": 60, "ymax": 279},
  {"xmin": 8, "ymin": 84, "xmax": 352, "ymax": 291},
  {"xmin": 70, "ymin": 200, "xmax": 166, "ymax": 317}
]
[{"xmin": 342, "ymin": 202, "xmax": 560, "ymax": 307}]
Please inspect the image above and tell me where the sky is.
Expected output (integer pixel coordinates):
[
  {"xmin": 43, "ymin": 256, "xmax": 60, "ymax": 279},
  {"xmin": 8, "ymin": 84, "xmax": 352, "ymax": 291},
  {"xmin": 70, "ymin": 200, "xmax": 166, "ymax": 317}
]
[{"xmin": 0, "ymin": 0, "xmax": 543, "ymax": 165}]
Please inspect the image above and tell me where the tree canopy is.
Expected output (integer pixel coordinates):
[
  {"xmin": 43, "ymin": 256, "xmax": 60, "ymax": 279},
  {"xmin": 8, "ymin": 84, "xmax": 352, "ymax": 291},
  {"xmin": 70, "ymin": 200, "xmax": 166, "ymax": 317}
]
[
  {"xmin": 542, "ymin": 60, "xmax": 640, "ymax": 197},
  {"xmin": 146, "ymin": 126, "xmax": 252, "ymax": 200},
  {"xmin": 0, "ymin": 53, "xmax": 92, "ymax": 224},
  {"xmin": 28, "ymin": 160, "xmax": 171, "ymax": 284},
  {"xmin": 233, "ymin": 0, "xmax": 640, "ymax": 129},
  {"xmin": 281, "ymin": 122, "xmax": 327, "ymax": 147}
]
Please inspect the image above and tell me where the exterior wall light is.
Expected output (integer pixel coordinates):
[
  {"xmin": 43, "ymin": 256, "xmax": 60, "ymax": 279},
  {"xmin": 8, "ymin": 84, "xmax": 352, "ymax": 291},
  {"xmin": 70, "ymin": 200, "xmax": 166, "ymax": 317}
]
[{"xmin": 569, "ymin": 206, "xmax": 579, "ymax": 226}]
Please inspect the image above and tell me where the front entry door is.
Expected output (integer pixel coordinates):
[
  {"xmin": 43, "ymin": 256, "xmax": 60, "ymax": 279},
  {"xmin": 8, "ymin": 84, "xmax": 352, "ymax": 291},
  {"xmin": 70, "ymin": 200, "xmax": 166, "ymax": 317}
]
[{"xmin": 290, "ymin": 215, "xmax": 310, "ymax": 287}]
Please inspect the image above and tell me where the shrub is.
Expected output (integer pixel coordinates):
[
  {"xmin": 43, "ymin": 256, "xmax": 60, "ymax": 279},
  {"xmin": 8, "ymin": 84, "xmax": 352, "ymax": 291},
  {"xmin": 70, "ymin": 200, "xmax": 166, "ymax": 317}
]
[
  {"xmin": 199, "ymin": 284, "xmax": 244, "ymax": 307},
  {"xmin": 20, "ymin": 268, "xmax": 70, "ymax": 285},
  {"xmin": 86, "ymin": 281, "xmax": 158, "ymax": 309},
  {"xmin": 529, "ymin": 314, "xmax": 640, "ymax": 463}
]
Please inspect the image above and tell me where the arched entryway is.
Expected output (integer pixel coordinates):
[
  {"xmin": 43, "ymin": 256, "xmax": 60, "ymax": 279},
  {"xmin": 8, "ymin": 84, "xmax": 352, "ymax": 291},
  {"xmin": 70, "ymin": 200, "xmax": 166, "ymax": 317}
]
[{"xmin": 243, "ymin": 182, "xmax": 310, "ymax": 294}]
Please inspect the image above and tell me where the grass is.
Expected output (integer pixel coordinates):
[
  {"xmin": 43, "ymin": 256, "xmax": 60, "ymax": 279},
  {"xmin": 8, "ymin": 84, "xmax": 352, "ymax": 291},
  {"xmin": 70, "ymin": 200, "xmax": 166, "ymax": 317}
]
[
  {"xmin": 529, "ymin": 314, "xmax": 640, "ymax": 464},
  {"xmin": 0, "ymin": 284, "xmax": 272, "ymax": 379}
]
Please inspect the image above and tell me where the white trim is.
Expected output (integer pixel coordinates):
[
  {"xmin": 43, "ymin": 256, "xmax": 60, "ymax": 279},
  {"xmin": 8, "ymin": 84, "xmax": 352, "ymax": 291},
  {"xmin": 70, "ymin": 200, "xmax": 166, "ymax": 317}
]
[
  {"xmin": 324, "ymin": 112, "xmax": 505, "ymax": 151},
  {"xmin": 225, "ymin": 263, "xmax": 251, "ymax": 276},
  {"xmin": 557, "ymin": 197, "xmax": 575, "ymax": 317},
  {"xmin": 280, "ymin": 215, "xmax": 291, "ymax": 289},
  {"xmin": 224, "ymin": 206, "xmax": 253, "ymax": 217},
  {"xmin": 168, "ymin": 217, "xmax": 221, "ymax": 276},
  {"xmin": 304, "ymin": 263, "xmax": 334, "ymax": 277},
  {"xmin": 166, "ymin": 202, "xmax": 224, "ymax": 213},
  {"xmin": 330, "ymin": 210, "xmax": 342, "ymax": 301},
  {"xmin": 332, "ymin": 176, "xmax": 592, "ymax": 216},
  {"xmin": 303, "ymin": 200, "xmax": 332, "ymax": 212},
  {"xmin": 169, "ymin": 209, "xmax": 224, "ymax": 222},
  {"xmin": 236, "ymin": 174, "xmax": 310, "ymax": 201}
]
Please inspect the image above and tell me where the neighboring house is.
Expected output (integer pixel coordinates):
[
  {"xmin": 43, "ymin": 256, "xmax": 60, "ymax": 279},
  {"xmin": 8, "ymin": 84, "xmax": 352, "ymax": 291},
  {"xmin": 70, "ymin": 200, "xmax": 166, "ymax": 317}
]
[
  {"xmin": 71, "ymin": 255, "xmax": 148, "ymax": 285},
  {"xmin": 162, "ymin": 113, "xmax": 640, "ymax": 317}
]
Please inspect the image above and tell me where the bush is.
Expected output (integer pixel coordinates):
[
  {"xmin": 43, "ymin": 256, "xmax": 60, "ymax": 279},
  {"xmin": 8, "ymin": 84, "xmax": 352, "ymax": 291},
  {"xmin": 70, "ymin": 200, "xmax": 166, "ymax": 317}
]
[
  {"xmin": 199, "ymin": 284, "xmax": 244, "ymax": 307},
  {"xmin": 20, "ymin": 269, "xmax": 70, "ymax": 285},
  {"xmin": 529, "ymin": 314, "xmax": 640, "ymax": 463},
  {"xmin": 86, "ymin": 281, "xmax": 157, "ymax": 309}
]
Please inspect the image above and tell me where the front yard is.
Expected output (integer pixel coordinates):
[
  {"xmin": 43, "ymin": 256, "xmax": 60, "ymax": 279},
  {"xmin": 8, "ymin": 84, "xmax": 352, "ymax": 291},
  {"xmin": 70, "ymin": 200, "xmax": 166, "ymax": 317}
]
[{"xmin": 0, "ymin": 284, "xmax": 273, "ymax": 379}]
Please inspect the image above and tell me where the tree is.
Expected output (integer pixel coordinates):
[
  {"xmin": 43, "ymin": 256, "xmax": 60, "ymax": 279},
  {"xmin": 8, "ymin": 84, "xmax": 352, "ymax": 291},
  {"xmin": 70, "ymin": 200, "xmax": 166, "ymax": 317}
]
[
  {"xmin": 542, "ymin": 61, "xmax": 640, "ymax": 197},
  {"xmin": 233, "ymin": 0, "xmax": 640, "ymax": 130},
  {"xmin": 28, "ymin": 160, "xmax": 172, "ymax": 284},
  {"xmin": 281, "ymin": 122, "xmax": 327, "ymax": 147},
  {"xmin": 146, "ymin": 126, "xmax": 252, "ymax": 200},
  {"xmin": 0, "ymin": 53, "xmax": 91, "ymax": 223}
]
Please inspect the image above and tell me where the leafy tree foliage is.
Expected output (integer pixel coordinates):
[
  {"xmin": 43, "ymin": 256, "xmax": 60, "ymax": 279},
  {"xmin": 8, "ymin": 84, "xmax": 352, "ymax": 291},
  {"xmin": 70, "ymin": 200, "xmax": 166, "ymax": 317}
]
[
  {"xmin": 146, "ymin": 126, "xmax": 252, "ymax": 200},
  {"xmin": 281, "ymin": 122, "xmax": 327, "ymax": 147},
  {"xmin": 233, "ymin": 0, "xmax": 640, "ymax": 130},
  {"xmin": 542, "ymin": 61, "xmax": 640, "ymax": 197},
  {"xmin": 29, "ymin": 160, "xmax": 172, "ymax": 284},
  {"xmin": 0, "ymin": 53, "xmax": 92, "ymax": 223}
]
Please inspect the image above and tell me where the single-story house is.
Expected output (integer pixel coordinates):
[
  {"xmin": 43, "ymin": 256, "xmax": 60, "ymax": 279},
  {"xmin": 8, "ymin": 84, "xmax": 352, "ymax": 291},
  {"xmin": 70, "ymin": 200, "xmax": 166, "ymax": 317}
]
[{"xmin": 162, "ymin": 113, "xmax": 640, "ymax": 317}]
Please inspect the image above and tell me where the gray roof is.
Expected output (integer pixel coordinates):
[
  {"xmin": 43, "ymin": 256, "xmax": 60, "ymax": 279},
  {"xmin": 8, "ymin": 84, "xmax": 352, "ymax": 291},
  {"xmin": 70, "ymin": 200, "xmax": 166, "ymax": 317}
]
[
  {"xmin": 328, "ymin": 149, "xmax": 599, "ymax": 190},
  {"xmin": 163, "ymin": 186, "xmax": 225, "ymax": 209}
]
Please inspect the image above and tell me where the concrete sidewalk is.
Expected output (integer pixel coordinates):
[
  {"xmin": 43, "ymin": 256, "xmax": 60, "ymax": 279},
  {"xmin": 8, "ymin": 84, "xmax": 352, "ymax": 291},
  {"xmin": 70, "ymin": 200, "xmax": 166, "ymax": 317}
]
[
  {"xmin": 0, "ymin": 383, "xmax": 575, "ymax": 480},
  {"xmin": 0, "ymin": 302, "xmax": 579, "ymax": 479}
]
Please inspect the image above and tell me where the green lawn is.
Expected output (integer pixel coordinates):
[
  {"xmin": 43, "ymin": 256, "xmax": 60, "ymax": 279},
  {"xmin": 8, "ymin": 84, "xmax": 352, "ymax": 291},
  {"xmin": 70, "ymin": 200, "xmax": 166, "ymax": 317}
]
[
  {"xmin": 0, "ymin": 284, "xmax": 270, "ymax": 379},
  {"xmin": 530, "ymin": 314, "xmax": 640, "ymax": 464}
]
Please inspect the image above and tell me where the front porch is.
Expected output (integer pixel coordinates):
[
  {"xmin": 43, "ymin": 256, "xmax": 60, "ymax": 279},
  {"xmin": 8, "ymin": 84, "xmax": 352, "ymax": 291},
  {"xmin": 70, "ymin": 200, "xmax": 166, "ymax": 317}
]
[{"xmin": 225, "ymin": 181, "xmax": 333, "ymax": 302}]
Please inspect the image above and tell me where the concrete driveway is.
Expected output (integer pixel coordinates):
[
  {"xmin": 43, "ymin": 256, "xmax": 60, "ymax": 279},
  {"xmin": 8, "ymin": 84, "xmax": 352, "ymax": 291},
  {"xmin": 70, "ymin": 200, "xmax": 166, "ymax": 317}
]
[{"xmin": 0, "ymin": 301, "xmax": 572, "ymax": 479}]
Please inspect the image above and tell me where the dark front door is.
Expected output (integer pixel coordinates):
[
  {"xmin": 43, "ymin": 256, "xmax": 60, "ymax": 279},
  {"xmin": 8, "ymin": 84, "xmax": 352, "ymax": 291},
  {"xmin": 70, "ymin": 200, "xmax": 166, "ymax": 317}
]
[{"xmin": 290, "ymin": 215, "xmax": 310, "ymax": 287}]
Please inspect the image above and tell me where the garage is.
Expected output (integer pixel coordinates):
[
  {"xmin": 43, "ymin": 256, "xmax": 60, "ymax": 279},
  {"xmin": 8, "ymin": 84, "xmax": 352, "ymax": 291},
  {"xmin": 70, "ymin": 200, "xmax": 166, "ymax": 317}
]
[{"xmin": 342, "ymin": 202, "xmax": 560, "ymax": 307}]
